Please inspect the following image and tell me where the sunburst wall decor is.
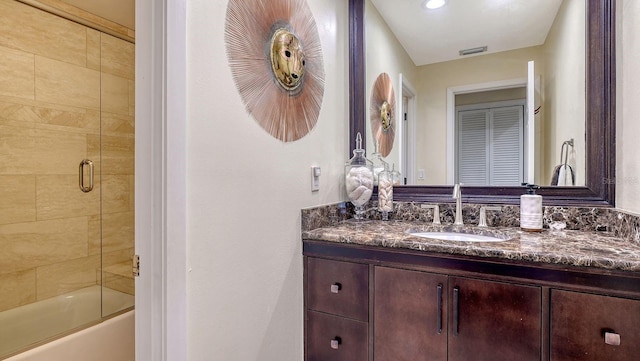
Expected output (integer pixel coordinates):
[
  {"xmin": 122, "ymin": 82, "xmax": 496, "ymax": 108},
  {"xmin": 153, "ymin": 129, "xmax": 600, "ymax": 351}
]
[
  {"xmin": 370, "ymin": 73, "xmax": 396, "ymax": 157},
  {"xmin": 225, "ymin": 0, "xmax": 325, "ymax": 142}
]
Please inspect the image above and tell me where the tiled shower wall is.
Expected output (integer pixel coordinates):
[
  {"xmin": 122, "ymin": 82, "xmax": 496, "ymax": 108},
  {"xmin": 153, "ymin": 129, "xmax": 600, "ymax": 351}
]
[{"xmin": 0, "ymin": 0, "xmax": 134, "ymax": 312}]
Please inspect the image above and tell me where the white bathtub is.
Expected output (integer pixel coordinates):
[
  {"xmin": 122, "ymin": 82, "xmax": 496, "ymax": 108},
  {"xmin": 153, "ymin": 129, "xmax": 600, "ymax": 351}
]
[{"xmin": 1, "ymin": 286, "xmax": 134, "ymax": 361}]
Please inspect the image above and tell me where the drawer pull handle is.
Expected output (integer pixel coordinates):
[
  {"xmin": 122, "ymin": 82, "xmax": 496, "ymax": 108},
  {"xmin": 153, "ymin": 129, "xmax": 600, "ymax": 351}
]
[
  {"xmin": 436, "ymin": 283, "xmax": 443, "ymax": 334},
  {"xmin": 605, "ymin": 332, "xmax": 621, "ymax": 346},
  {"xmin": 453, "ymin": 286, "xmax": 459, "ymax": 336},
  {"xmin": 330, "ymin": 336, "xmax": 342, "ymax": 349},
  {"xmin": 330, "ymin": 283, "xmax": 342, "ymax": 294}
]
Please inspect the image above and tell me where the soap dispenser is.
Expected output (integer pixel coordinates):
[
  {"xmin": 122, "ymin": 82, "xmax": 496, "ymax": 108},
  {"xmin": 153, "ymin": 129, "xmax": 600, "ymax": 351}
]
[
  {"xmin": 345, "ymin": 133, "xmax": 374, "ymax": 220},
  {"xmin": 520, "ymin": 183, "xmax": 542, "ymax": 232}
]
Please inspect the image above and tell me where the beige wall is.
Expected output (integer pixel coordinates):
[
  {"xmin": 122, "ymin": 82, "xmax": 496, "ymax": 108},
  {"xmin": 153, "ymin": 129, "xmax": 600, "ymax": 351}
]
[
  {"xmin": 542, "ymin": 0, "xmax": 585, "ymax": 186},
  {"xmin": 0, "ymin": 0, "xmax": 134, "ymax": 313},
  {"xmin": 185, "ymin": 0, "xmax": 348, "ymax": 360},
  {"xmin": 365, "ymin": 0, "xmax": 419, "ymax": 175},
  {"xmin": 616, "ymin": 0, "xmax": 640, "ymax": 215}
]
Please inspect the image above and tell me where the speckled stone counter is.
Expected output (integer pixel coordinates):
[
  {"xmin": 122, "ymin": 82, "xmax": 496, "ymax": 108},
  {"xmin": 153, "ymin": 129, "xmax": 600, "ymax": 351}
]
[{"xmin": 302, "ymin": 220, "xmax": 640, "ymax": 273}]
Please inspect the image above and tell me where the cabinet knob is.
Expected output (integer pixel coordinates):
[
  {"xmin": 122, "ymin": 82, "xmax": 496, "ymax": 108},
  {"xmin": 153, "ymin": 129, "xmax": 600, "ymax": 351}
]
[
  {"xmin": 330, "ymin": 282, "xmax": 342, "ymax": 294},
  {"xmin": 604, "ymin": 332, "xmax": 621, "ymax": 346},
  {"xmin": 330, "ymin": 336, "xmax": 342, "ymax": 349}
]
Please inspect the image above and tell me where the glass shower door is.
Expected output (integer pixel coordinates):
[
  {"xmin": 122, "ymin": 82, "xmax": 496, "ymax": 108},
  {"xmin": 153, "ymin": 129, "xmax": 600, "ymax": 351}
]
[
  {"xmin": 0, "ymin": 0, "xmax": 132, "ymax": 357},
  {"xmin": 98, "ymin": 31, "xmax": 136, "ymax": 317},
  {"xmin": 0, "ymin": 0, "xmax": 103, "ymax": 356}
]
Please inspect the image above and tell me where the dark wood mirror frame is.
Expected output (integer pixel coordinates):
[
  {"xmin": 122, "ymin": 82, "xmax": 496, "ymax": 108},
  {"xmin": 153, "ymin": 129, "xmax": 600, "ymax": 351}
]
[{"xmin": 349, "ymin": 0, "xmax": 615, "ymax": 207}]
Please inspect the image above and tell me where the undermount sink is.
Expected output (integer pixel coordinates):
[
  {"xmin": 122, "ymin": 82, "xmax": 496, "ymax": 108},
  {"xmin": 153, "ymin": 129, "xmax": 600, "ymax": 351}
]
[{"xmin": 408, "ymin": 231, "xmax": 510, "ymax": 243}]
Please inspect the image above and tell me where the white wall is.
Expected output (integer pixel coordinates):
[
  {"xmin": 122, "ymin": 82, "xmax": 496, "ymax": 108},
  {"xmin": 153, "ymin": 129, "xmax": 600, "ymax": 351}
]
[
  {"xmin": 185, "ymin": 0, "xmax": 348, "ymax": 360},
  {"xmin": 616, "ymin": 0, "xmax": 640, "ymax": 215},
  {"xmin": 542, "ymin": 0, "xmax": 585, "ymax": 186}
]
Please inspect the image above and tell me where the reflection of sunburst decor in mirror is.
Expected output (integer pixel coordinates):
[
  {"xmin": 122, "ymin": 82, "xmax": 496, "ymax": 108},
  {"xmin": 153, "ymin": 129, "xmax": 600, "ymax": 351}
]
[
  {"xmin": 370, "ymin": 73, "xmax": 396, "ymax": 157},
  {"xmin": 224, "ymin": 0, "xmax": 325, "ymax": 142}
]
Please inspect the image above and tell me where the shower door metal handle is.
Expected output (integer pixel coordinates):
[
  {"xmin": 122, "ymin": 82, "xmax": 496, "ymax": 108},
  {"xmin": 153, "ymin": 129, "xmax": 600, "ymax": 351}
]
[{"xmin": 79, "ymin": 159, "xmax": 94, "ymax": 193}]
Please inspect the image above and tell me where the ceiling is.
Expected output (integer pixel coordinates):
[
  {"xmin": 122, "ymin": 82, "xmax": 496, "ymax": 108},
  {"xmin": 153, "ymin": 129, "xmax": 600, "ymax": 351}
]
[
  {"xmin": 60, "ymin": 0, "xmax": 135, "ymax": 29},
  {"xmin": 369, "ymin": 0, "xmax": 564, "ymax": 66}
]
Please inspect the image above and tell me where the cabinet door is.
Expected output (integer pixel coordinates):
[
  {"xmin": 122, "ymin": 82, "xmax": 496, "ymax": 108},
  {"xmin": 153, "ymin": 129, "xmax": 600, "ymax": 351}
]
[
  {"xmin": 448, "ymin": 277, "xmax": 541, "ymax": 361},
  {"xmin": 551, "ymin": 290, "xmax": 640, "ymax": 360},
  {"xmin": 374, "ymin": 266, "xmax": 448, "ymax": 361},
  {"xmin": 307, "ymin": 310, "xmax": 368, "ymax": 361}
]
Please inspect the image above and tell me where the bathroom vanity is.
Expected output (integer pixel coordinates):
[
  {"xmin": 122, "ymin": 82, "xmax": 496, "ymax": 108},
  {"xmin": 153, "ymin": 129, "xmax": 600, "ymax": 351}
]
[{"xmin": 302, "ymin": 220, "xmax": 640, "ymax": 361}]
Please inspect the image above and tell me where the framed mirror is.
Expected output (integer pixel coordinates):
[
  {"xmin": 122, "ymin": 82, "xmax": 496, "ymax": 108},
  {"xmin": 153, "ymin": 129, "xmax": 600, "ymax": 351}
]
[{"xmin": 349, "ymin": 0, "xmax": 615, "ymax": 206}]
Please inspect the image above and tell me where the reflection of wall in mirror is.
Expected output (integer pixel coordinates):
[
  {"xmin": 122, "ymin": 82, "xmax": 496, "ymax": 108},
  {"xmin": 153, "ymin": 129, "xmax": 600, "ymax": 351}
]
[
  {"xmin": 366, "ymin": 0, "xmax": 585, "ymax": 186},
  {"xmin": 542, "ymin": 0, "xmax": 585, "ymax": 187},
  {"xmin": 365, "ymin": 0, "xmax": 419, "ymax": 180}
]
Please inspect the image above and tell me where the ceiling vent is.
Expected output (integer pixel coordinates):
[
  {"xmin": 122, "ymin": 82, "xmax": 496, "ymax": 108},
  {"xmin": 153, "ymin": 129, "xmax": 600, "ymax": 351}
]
[{"xmin": 459, "ymin": 46, "xmax": 488, "ymax": 56}]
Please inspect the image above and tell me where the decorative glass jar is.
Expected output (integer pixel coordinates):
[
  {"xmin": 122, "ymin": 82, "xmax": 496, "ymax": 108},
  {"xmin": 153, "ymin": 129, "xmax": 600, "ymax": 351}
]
[
  {"xmin": 377, "ymin": 163, "xmax": 393, "ymax": 220},
  {"xmin": 345, "ymin": 133, "xmax": 374, "ymax": 220}
]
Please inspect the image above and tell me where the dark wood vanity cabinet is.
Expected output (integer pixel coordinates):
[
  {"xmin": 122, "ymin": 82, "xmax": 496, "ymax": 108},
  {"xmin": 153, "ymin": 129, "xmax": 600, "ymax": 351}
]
[
  {"xmin": 374, "ymin": 267, "xmax": 541, "ymax": 361},
  {"xmin": 303, "ymin": 240, "xmax": 640, "ymax": 361},
  {"xmin": 550, "ymin": 290, "xmax": 640, "ymax": 361}
]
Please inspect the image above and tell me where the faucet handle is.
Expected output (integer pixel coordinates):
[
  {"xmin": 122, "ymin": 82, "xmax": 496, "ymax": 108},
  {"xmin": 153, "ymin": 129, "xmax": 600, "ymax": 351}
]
[
  {"xmin": 479, "ymin": 206, "xmax": 502, "ymax": 227},
  {"xmin": 452, "ymin": 184, "xmax": 460, "ymax": 198},
  {"xmin": 420, "ymin": 204, "xmax": 441, "ymax": 225}
]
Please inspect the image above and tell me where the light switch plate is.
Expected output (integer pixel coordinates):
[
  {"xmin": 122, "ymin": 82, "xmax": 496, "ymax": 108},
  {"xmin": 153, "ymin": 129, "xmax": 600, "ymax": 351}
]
[{"xmin": 311, "ymin": 166, "xmax": 321, "ymax": 191}]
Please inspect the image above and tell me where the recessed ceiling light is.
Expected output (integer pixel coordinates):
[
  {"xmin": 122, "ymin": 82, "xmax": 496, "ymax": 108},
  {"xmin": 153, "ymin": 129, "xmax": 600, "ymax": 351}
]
[{"xmin": 424, "ymin": 0, "xmax": 446, "ymax": 10}]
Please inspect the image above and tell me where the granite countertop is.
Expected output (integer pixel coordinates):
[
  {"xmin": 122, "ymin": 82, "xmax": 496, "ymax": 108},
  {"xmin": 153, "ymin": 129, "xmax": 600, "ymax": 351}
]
[{"xmin": 302, "ymin": 220, "xmax": 640, "ymax": 273}]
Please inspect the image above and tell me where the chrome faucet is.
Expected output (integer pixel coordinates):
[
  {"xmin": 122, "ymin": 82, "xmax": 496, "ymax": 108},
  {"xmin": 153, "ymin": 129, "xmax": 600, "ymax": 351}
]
[
  {"xmin": 452, "ymin": 184, "xmax": 463, "ymax": 226},
  {"xmin": 479, "ymin": 206, "xmax": 502, "ymax": 227},
  {"xmin": 420, "ymin": 204, "xmax": 441, "ymax": 225}
]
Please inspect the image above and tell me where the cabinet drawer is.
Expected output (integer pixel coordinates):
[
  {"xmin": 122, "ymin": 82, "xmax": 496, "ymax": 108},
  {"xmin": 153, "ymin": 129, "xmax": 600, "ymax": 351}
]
[
  {"xmin": 307, "ymin": 257, "xmax": 368, "ymax": 321},
  {"xmin": 551, "ymin": 290, "xmax": 640, "ymax": 361},
  {"xmin": 306, "ymin": 310, "xmax": 368, "ymax": 361}
]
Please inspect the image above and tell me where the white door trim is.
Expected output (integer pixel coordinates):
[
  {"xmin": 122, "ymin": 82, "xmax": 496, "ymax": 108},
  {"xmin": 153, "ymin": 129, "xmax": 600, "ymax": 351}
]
[
  {"xmin": 398, "ymin": 74, "xmax": 417, "ymax": 185},
  {"xmin": 135, "ymin": 0, "xmax": 188, "ymax": 360}
]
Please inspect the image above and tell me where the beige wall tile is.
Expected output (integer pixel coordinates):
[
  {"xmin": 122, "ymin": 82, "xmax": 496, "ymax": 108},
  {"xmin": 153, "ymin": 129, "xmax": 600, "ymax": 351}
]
[
  {"xmin": 101, "ymin": 72, "xmax": 129, "ymax": 115},
  {"xmin": 101, "ymin": 111, "xmax": 134, "ymax": 135},
  {"xmin": 0, "ymin": 175, "xmax": 36, "ymax": 225},
  {"xmin": 102, "ymin": 175, "xmax": 132, "ymax": 213},
  {"xmin": 0, "ymin": 0, "xmax": 87, "ymax": 66},
  {"xmin": 101, "ymin": 33, "xmax": 134, "ymax": 80},
  {"xmin": 35, "ymin": 56, "xmax": 100, "ymax": 110},
  {"xmin": 87, "ymin": 214, "xmax": 101, "ymax": 256},
  {"xmin": 36, "ymin": 175, "xmax": 100, "ymax": 220},
  {"xmin": 101, "ymin": 134, "xmax": 134, "ymax": 175},
  {"xmin": 0, "ymin": 269, "xmax": 36, "ymax": 312},
  {"xmin": 103, "ymin": 248, "xmax": 134, "ymax": 268},
  {"xmin": 36, "ymin": 255, "xmax": 100, "ymax": 300},
  {"xmin": 0, "ymin": 95, "xmax": 100, "ymax": 133},
  {"xmin": 0, "ymin": 46, "xmax": 35, "ymax": 100},
  {"xmin": 0, "ymin": 217, "xmax": 89, "ymax": 274},
  {"xmin": 100, "ymin": 211, "xmax": 134, "ymax": 253},
  {"xmin": 103, "ymin": 262, "xmax": 134, "ymax": 295},
  {"xmin": 128, "ymin": 80, "xmax": 135, "ymax": 116},
  {"xmin": 86, "ymin": 28, "xmax": 101, "ymax": 71},
  {"xmin": 129, "ymin": 175, "xmax": 135, "ymax": 211},
  {"xmin": 86, "ymin": 133, "xmax": 101, "ymax": 171},
  {"xmin": 0, "ymin": 126, "xmax": 87, "ymax": 175}
]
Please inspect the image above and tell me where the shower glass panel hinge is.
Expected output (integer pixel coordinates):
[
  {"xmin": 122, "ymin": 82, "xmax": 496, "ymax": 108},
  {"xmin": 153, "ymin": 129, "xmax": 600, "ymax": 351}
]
[{"xmin": 133, "ymin": 254, "xmax": 140, "ymax": 277}]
